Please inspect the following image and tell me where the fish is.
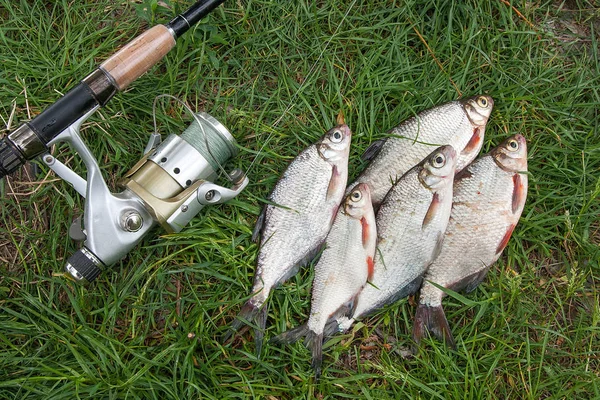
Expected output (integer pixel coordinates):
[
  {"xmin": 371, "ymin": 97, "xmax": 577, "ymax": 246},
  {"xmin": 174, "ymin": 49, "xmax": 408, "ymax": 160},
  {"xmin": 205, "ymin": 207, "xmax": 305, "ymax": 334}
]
[
  {"xmin": 270, "ymin": 183, "xmax": 377, "ymax": 379},
  {"xmin": 412, "ymin": 134, "xmax": 528, "ymax": 348},
  {"xmin": 351, "ymin": 95, "xmax": 493, "ymax": 207},
  {"xmin": 334, "ymin": 145, "xmax": 458, "ymax": 334},
  {"xmin": 222, "ymin": 124, "xmax": 352, "ymax": 355}
]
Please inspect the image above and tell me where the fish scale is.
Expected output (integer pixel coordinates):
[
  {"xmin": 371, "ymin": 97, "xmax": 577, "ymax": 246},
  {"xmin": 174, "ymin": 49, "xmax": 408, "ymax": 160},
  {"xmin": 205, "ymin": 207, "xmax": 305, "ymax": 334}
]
[
  {"xmin": 413, "ymin": 134, "xmax": 528, "ymax": 348},
  {"xmin": 351, "ymin": 95, "xmax": 493, "ymax": 206},
  {"xmin": 308, "ymin": 186, "xmax": 376, "ymax": 335},
  {"xmin": 222, "ymin": 124, "xmax": 352, "ymax": 355},
  {"xmin": 334, "ymin": 145, "xmax": 458, "ymax": 333},
  {"xmin": 271, "ymin": 183, "xmax": 377, "ymax": 379},
  {"xmin": 255, "ymin": 147, "xmax": 341, "ymax": 297}
]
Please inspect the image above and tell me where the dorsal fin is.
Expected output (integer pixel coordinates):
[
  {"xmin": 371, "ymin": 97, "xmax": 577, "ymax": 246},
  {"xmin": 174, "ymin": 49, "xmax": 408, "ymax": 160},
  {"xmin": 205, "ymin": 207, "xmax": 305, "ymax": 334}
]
[
  {"xmin": 361, "ymin": 138, "xmax": 387, "ymax": 161},
  {"xmin": 251, "ymin": 205, "xmax": 267, "ymax": 243}
]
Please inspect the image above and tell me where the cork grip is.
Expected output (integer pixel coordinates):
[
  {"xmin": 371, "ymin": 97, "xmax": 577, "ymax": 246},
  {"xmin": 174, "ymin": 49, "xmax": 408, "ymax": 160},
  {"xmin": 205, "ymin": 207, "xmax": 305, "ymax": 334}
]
[{"xmin": 100, "ymin": 25, "xmax": 176, "ymax": 91}]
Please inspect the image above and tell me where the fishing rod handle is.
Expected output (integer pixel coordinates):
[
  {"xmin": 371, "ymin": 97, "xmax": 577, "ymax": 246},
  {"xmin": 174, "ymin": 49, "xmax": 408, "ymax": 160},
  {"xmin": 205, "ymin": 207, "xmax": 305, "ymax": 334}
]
[{"xmin": 101, "ymin": 25, "xmax": 175, "ymax": 90}]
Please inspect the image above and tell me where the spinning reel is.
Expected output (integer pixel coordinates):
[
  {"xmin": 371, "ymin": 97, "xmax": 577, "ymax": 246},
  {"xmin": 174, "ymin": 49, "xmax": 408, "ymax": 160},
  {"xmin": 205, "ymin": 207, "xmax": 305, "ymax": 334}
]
[{"xmin": 44, "ymin": 100, "xmax": 248, "ymax": 283}]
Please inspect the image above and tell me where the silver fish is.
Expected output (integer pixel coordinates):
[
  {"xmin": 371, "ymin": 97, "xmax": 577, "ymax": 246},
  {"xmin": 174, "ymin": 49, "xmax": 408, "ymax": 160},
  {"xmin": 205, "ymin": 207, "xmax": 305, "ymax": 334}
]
[
  {"xmin": 351, "ymin": 95, "xmax": 493, "ymax": 207},
  {"xmin": 271, "ymin": 183, "xmax": 376, "ymax": 378},
  {"xmin": 412, "ymin": 134, "xmax": 528, "ymax": 348},
  {"xmin": 335, "ymin": 145, "xmax": 458, "ymax": 333},
  {"xmin": 223, "ymin": 124, "xmax": 352, "ymax": 354}
]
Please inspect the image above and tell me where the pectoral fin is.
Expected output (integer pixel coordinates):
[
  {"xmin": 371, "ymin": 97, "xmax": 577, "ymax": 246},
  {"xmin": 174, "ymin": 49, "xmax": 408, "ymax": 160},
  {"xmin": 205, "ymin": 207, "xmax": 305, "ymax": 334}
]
[
  {"xmin": 366, "ymin": 256, "xmax": 375, "ymax": 281},
  {"xmin": 496, "ymin": 224, "xmax": 516, "ymax": 255},
  {"xmin": 512, "ymin": 173, "xmax": 526, "ymax": 214},
  {"xmin": 326, "ymin": 165, "xmax": 341, "ymax": 201},
  {"xmin": 463, "ymin": 127, "xmax": 482, "ymax": 154},
  {"xmin": 422, "ymin": 193, "xmax": 440, "ymax": 229},
  {"xmin": 360, "ymin": 216, "xmax": 371, "ymax": 248}
]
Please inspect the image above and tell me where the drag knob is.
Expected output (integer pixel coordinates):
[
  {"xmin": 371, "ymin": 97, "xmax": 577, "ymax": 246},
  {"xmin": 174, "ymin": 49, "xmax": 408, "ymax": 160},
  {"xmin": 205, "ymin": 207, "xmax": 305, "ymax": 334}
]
[{"xmin": 65, "ymin": 248, "xmax": 105, "ymax": 283}]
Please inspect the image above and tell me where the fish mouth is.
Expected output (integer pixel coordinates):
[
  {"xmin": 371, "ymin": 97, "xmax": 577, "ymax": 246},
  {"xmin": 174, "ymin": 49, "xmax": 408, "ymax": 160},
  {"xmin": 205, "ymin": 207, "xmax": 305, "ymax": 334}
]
[{"xmin": 461, "ymin": 96, "xmax": 494, "ymax": 126}]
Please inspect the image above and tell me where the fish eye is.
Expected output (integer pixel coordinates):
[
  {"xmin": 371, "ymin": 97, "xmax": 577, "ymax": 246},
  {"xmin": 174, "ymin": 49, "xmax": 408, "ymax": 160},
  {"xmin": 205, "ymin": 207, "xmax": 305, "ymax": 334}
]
[
  {"xmin": 432, "ymin": 153, "xmax": 446, "ymax": 168},
  {"xmin": 330, "ymin": 130, "xmax": 343, "ymax": 143},
  {"xmin": 351, "ymin": 190, "xmax": 362, "ymax": 202},
  {"xmin": 476, "ymin": 96, "xmax": 489, "ymax": 108},
  {"xmin": 507, "ymin": 139, "xmax": 519, "ymax": 151}
]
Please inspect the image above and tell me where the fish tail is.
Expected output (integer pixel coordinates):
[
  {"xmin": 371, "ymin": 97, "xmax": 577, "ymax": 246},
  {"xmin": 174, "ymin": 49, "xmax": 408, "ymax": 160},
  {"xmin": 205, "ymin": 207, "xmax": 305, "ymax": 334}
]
[
  {"xmin": 222, "ymin": 300, "xmax": 269, "ymax": 356},
  {"xmin": 323, "ymin": 318, "xmax": 343, "ymax": 337},
  {"xmin": 254, "ymin": 304, "xmax": 268, "ymax": 357},
  {"xmin": 269, "ymin": 323, "xmax": 310, "ymax": 346},
  {"xmin": 412, "ymin": 304, "xmax": 456, "ymax": 349},
  {"xmin": 308, "ymin": 331, "xmax": 324, "ymax": 380}
]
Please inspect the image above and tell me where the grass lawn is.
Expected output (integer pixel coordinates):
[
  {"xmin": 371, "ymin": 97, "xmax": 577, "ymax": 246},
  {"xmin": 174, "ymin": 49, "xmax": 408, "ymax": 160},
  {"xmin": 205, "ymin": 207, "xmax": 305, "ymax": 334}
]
[{"xmin": 1, "ymin": 0, "xmax": 599, "ymax": 398}]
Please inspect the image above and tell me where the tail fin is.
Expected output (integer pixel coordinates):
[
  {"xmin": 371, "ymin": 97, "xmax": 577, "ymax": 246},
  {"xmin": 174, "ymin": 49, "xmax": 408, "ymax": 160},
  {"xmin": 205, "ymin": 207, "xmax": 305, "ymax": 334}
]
[
  {"xmin": 222, "ymin": 301, "xmax": 269, "ymax": 357},
  {"xmin": 271, "ymin": 327, "xmax": 325, "ymax": 379},
  {"xmin": 412, "ymin": 304, "xmax": 455, "ymax": 349},
  {"xmin": 270, "ymin": 324, "xmax": 309, "ymax": 346},
  {"xmin": 308, "ymin": 331, "xmax": 324, "ymax": 380},
  {"xmin": 323, "ymin": 318, "xmax": 344, "ymax": 337}
]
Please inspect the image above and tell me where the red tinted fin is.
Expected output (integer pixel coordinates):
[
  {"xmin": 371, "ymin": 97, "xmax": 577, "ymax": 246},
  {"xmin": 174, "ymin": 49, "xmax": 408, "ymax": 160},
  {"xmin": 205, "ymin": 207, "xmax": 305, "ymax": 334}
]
[
  {"xmin": 326, "ymin": 164, "xmax": 341, "ymax": 201},
  {"xmin": 496, "ymin": 224, "xmax": 516, "ymax": 254},
  {"xmin": 422, "ymin": 193, "xmax": 440, "ymax": 229},
  {"xmin": 361, "ymin": 217, "xmax": 370, "ymax": 247},
  {"xmin": 463, "ymin": 127, "xmax": 482, "ymax": 153},
  {"xmin": 512, "ymin": 173, "xmax": 526, "ymax": 214},
  {"xmin": 330, "ymin": 205, "xmax": 339, "ymax": 225},
  {"xmin": 366, "ymin": 256, "xmax": 375, "ymax": 281},
  {"xmin": 412, "ymin": 304, "xmax": 456, "ymax": 349}
]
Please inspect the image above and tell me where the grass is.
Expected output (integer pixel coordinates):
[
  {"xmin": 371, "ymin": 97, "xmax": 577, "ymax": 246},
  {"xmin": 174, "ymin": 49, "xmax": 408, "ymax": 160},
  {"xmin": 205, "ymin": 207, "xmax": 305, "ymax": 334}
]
[{"xmin": 1, "ymin": 0, "xmax": 599, "ymax": 398}]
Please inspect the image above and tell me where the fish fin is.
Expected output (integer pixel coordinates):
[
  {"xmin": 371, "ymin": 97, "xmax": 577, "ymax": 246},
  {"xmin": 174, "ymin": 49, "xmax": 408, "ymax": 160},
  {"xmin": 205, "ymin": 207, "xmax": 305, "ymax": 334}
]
[
  {"xmin": 324, "ymin": 319, "xmax": 343, "ymax": 338},
  {"xmin": 251, "ymin": 205, "xmax": 267, "ymax": 243},
  {"xmin": 308, "ymin": 331, "xmax": 324, "ymax": 380},
  {"xmin": 366, "ymin": 256, "xmax": 375, "ymax": 281},
  {"xmin": 326, "ymin": 164, "xmax": 341, "ymax": 201},
  {"xmin": 270, "ymin": 324, "xmax": 309, "ymax": 346},
  {"xmin": 385, "ymin": 275, "xmax": 424, "ymax": 307},
  {"xmin": 222, "ymin": 301, "xmax": 259, "ymax": 343},
  {"xmin": 458, "ymin": 267, "xmax": 489, "ymax": 293},
  {"xmin": 463, "ymin": 127, "xmax": 482, "ymax": 154},
  {"xmin": 422, "ymin": 192, "xmax": 440, "ymax": 229},
  {"xmin": 360, "ymin": 216, "xmax": 373, "ymax": 248},
  {"xmin": 222, "ymin": 300, "xmax": 268, "ymax": 357},
  {"xmin": 512, "ymin": 173, "xmax": 526, "ymax": 214},
  {"xmin": 330, "ymin": 205, "xmax": 339, "ymax": 226},
  {"xmin": 455, "ymin": 167, "xmax": 473, "ymax": 182},
  {"xmin": 412, "ymin": 304, "xmax": 455, "ymax": 349},
  {"xmin": 254, "ymin": 304, "xmax": 268, "ymax": 357},
  {"xmin": 361, "ymin": 138, "xmax": 387, "ymax": 161},
  {"xmin": 496, "ymin": 224, "xmax": 516, "ymax": 255},
  {"xmin": 337, "ymin": 110, "xmax": 345, "ymax": 125},
  {"xmin": 432, "ymin": 231, "xmax": 445, "ymax": 260}
]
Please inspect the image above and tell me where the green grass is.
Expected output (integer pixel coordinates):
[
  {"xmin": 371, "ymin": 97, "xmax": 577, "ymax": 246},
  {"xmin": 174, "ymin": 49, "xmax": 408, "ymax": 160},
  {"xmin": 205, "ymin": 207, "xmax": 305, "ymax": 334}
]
[{"xmin": 1, "ymin": 0, "xmax": 599, "ymax": 398}]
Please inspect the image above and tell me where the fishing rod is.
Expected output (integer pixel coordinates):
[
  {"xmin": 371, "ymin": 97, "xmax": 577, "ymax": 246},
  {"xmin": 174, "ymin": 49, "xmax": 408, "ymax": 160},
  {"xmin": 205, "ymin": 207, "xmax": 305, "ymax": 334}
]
[
  {"xmin": 0, "ymin": 0, "xmax": 226, "ymax": 178},
  {"xmin": 0, "ymin": 1, "xmax": 250, "ymax": 283}
]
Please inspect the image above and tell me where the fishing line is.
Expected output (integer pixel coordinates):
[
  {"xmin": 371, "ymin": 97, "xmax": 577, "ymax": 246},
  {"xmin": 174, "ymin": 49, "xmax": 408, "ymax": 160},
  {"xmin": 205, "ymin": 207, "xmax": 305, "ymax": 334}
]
[
  {"xmin": 246, "ymin": 0, "xmax": 357, "ymax": 174},
  {"xmin": 152, "ymin": 94, "xmax": 235, "ymax": 180}
]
